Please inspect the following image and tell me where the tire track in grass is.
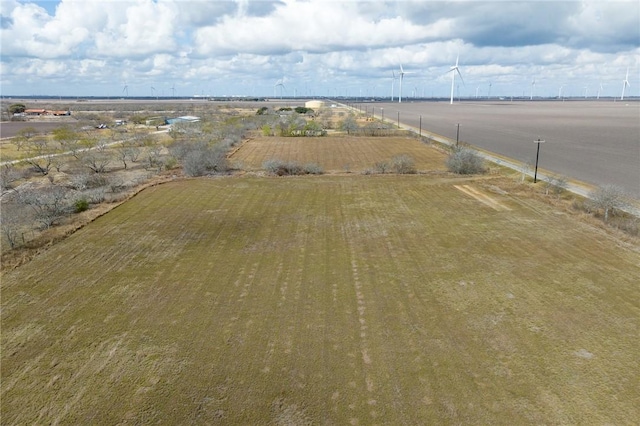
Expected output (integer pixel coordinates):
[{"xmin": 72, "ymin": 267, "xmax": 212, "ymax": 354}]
[{"xmin": 338, "ymin": 183, "xmax": 382, "ymax": 425}]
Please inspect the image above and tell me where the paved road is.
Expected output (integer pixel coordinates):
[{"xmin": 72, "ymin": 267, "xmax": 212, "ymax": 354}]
[{"xmin": 367, "ymin": 100, "xmax": 640, "ymax": 199}]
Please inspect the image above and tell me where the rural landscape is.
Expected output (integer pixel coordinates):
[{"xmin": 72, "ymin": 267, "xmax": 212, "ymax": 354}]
[{"xmin": 1, "ymin": 98, "xmax": 639, "ymax": 424}]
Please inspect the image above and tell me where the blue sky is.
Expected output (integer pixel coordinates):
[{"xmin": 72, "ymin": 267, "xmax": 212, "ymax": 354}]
[{"xmin": 1, "ymin": 0, "xmax": 638, "ymax": 98}]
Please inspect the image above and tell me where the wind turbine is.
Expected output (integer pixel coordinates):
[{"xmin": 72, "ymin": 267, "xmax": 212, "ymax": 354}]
[
  {"xmin": 398, "ymin": 64, "xmax": 414, "ymax": 103},
  {"xmin": 170, "ymin": 84, "xmax": 176, "ymax": 97},
  {"xmin": 530, "ymin": 79, "xmax": 536, "ymax": 100},
  {"xmin": 390, "ymin": 70, "xmax": 398, "ymax": 102},
  {"xmin": 151, "ymin": 86, "xmax": 156, "ymax": 98},
  {"xmin": 558, "ymin": 84, "xmax": 565, "ymax": 99},
  {"xmin": 583, "ymin": 85, "xmax": 589, "ymax": 98},
  {"xmin": 274, "ymin": 78, "xmax": 285, "ymax": 99},
  {"xmin": 122, "ymin": 81, "xmax": 129, "ymax": 97},
  {"xmin": 487, "ymin": 82, "xmax": 492, "ymax": 99},
  {"xmin": 621, "ymin": 68, "xmax": 630, "ymax": 100},
  {"xmin": 597, "ymin": 82, "xmax": 604, "ymax": 99},
  {"xmin": 448, "ymin": 55, "xmax": 464, "ymax": 104}
]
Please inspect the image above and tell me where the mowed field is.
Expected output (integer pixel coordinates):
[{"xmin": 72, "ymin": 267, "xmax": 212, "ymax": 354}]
[
  {"xmin": 232, "ymin": 135, "xmax": 448, "ymax": 173},
  {"xmin": 2, "ymin": 136, "xmax": 640, "ymax": 424}
]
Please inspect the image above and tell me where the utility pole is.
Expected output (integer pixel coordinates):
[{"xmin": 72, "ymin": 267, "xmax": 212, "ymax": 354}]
[
  {"xmin": 456, "ymin": 123, "xmax": 460, "ymax": 146},
  {"xmin": 533, "ymin": 138, "xmax": 545, "ymax": 183}
]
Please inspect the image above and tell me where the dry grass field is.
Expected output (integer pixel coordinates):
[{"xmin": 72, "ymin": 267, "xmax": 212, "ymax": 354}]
[
  {"xmin": 231, "ymin": 135, "xmax": 448, "ymax": 173},
  {"xmin": 2, "ymin": 170, "xmax": 639, "ymax": 424}
]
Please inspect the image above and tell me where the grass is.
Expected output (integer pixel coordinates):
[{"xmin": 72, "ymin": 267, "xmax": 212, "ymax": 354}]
[
  {"xmin": 230, "ymin": 135, "xmax": 447, "ymax": 173},
  {"xmin": 2, "ymin": 175, "xmax": 639, "ymax": 424}
]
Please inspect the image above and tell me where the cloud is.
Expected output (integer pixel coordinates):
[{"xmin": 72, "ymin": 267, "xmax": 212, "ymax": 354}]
[{"xmin": 0, "ymin": 0, "xmax": 638, "ymax": 97}]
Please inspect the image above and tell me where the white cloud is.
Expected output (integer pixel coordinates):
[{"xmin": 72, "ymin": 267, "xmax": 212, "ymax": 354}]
[{"xmin": 0, "ymin": 0, "xmax": 638, "ymax": 97}]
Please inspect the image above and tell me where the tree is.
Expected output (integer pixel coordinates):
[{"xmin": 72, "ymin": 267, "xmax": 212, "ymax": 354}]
[
  {"xmin": 589, "ymin": 185, "xmax": 628, "ymax": 223},
  {"xmin": 23, "ymin": 137, "xmax": 56, "ymax": 176},
  {"xmin": 0, "ymin": 164, "xmax": 22, "ymax": 192},
  {"xmin": 339, "ymin": 116, "xmax": 359, "ymax": 135},
  {"xmin": 182, "ymin": 142, "xmax": 228, "ymax": 176},
  {"xmin": 14, "ymin": 126, "xmax": 38, "ymax": 151},
  {"xmin": 18, "ymin": 185, "xmax": 70, "ymax": 229},
  {"xmin": 115, "ymin": 142, "xmax": 141, "ymax": 169},
  {"xmin": 0, "ymin": 211, "xmax": 22, "ymax": 249},
  {"xmin": 446, "ymin": 146, "xmax": 485, "ymax": 175},
  {"xmin": 52, "ymin": 126, "xmax": 84, "ymax": 158},
  {"xmin": 391, "ymin": 154, "xmax": 417, "ymax": 174},
  {"xmin": 8, "ymin": 103, "xmax": 26, "ymax": 115},
  {"xmin": 81, "ymin": 139, "xmax": 112, "ymax": 173},
  {"xmin": 544, "ymin": 175, "xmax": 568, "ymax": 197}
]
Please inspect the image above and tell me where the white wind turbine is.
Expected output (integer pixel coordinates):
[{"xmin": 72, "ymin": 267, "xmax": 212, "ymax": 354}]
[
  {"xmin": 390, "ymin": 70, "xmax": 398, "ymax": 102},
  {"xmin": 398, "ymin": 64, "xmax": 414, "ymax": 103},
  {"xmin": 448, "ymin": 55, "xmax": 464, "ymax": 104},
  {"xmin": 530, "ymin": 79, "xmax": 536, "ymax": 100},
  {"xmin": 596, "ymin": 82, "xmax": 604, "ymax": 99},
  {"xmin": 274, "ymin": 78, "xmax": 285, "ymax": 99},
  {"xmin": 620, "ymin": 68, "xmax": 630, "ymax": 100}
]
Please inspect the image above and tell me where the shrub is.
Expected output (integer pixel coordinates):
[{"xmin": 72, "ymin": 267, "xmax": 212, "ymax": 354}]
[
  {"xmin": 588, "ymin": 184, "xmax": 628, "ymax": 223},
  {"xmin": 391, "ymin": 154, "xmax": 416, "ymax": 174},
  {"xmin": 544, "ymin": 175, "xmax": 568, "ymax": 196},
  {"xmin": 263, "ymin": 159, "xmax": 323, "ymax": 176},
  {"xmin": 373, "ymin": 161, "xmax": 389, "ymax": 174},
  {"xmin": 74, "ymin": 198, "xmax": 89, "ymax": 213},
  {"xmin": 302, "ymin": 163, "xmax": 324, "ymax": 175},
  {"xmin": 446, "ymin": 146, "xmax": 485, "ymax": 174}
]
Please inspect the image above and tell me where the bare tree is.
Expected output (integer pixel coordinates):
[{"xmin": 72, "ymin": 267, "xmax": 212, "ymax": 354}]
[
  {"xmin": 446, "ymin": 146, "xmax": 485, "ymax": 175},
  {"xmin": 80, "ymin": 139, "xmax": 112, "ymax": 173},
  {"xmin": 589, "ymin": 185, "xmax": 629, "ymax": 223},
  {"xmin": 13, "ymin": 126, "xmax": 38, "ymax": 151},
  {"xmin": 391, "ymin": 154, "xmax": 416, "ymax": 174},
  {"xmin": 0, "ymin": 164, "xmax": 22, "ymax": 193},
  {"xmin": 18, "ymin": 185, "xmax": 70, "ymax": 229},
  {"xmin": 23, "ymin": 137, "xmax": 56, "ymax": 176},
  {"xmin": 52, "ymin": 126, "xmax": 82, "ymax": 154},
  {"xmin": 0, "ymin": 210, "xmax": 22, "ymax": 249},
  {"xmin": 339, "ymin": 115, "xmax": 359, "ymax": 135},
  {"xmin": 544, "ymin": 175, "xmax": 568, "ymax": 197}
]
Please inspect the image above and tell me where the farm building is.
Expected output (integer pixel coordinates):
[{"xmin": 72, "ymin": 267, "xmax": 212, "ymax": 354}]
[
  {"xmin": 166, "ymin": 116, "xmax": 200, "ymax": 125},
  {"xmin": 305, "ymin": 100, "xmax": 325, "ymax": 109}
]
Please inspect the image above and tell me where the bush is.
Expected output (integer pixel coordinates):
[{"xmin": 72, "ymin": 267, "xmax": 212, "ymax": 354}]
[
  {"xmin": 263, "ymin": 159, "xmax": 323, "ymax": 176},
  {"xmin": 391, "ymin": 154, "xmax": 416, "ymax": 174},
  {"xmin": 544, "ymin": 175, "xmax": 568, "ymax": 196},
  {"xmin": 588, "ymin": 184, "xmax": 628, "ymax": 223},
  {"xmin": 74, "ymin": 198, "xmax": 89, "ymax": 213},
  {"xmin": 302, "ymin": 163, "xmax": 324, "ymax": 175},
  {"xmin": 183, "ymin": 145, "xmax": 228, "ymax": 177},
  {"xmin": 373, "ymin": 161, "xmax": 389, "ymax": 174},
  {"xmin": 446, "ymin": 146, "xmax": 485, "ymax": 174}
]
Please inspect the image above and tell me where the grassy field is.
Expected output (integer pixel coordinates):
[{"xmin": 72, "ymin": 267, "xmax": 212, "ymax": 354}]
[{"xmin": 2, "ymin": 174, "xmax": 639, "ymax": 424}]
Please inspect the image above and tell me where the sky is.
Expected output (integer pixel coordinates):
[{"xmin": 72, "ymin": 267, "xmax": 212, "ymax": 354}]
[{"xmin": 1, "ymin": 0, "xmax": 639, "ymax": 98}]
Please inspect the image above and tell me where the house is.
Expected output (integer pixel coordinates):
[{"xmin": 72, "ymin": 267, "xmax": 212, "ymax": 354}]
[{"xmin": 24, "ymin": 109, "xmax": 46, "ymax": 115}]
